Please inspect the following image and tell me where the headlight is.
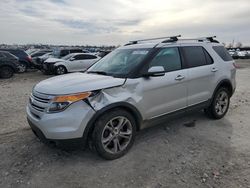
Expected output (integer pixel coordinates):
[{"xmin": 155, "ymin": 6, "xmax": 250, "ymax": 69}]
[{"xmin": 47, "ymin": 92, "xmax": 91, "ymax": 113}]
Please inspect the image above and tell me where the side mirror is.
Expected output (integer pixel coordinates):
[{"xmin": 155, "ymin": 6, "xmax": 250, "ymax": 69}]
[
  {"xmin": 144, "ymin": 66, "xmax": 165, "ymax": 77},
  {"xmin": 70, "ymin": 57, "xmax": 75, "ymax": 61}
]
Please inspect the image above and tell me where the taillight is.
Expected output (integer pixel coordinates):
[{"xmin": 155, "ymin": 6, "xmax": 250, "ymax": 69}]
[
  {"xmin": 233, "ymin": 62, "xmax": 238, "ymax": 69},
  {"xmin": 27, "ymin": 55, "xmax": 32, "ymax": 62}
]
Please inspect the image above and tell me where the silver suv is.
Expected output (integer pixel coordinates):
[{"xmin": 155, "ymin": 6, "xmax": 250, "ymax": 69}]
[{"xmin": 27, "ymin": 36, "xmax": 236, "ymax": 159}]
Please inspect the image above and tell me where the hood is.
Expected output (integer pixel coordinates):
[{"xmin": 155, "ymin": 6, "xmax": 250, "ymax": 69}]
[
  {"xmin": 45, "ymin": 57, "xmax": 64, "ymax": 63},
  {"xmin": 34, "ymin": 72, "xmax": 125, "ymax": 95}
]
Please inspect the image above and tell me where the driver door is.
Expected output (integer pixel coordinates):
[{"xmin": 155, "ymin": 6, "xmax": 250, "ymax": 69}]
[{"xmin": 140, "ymin": 47, "xmax": 188, "ymax": 119}]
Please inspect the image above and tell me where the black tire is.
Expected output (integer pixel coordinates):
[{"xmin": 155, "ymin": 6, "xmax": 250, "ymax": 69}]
[
  {"xmin": 55, "ymin": 65, "xmax": 67, "ymax": 75},
  {"xmin": 205, "ymin": 87, "xmax": 230, "ymax": 119},
  {"xmin": 0, "ymin": 66, "xmax": 14, "ymax": 79},
  {"xmin": 18, "ymin": 62, "xmax": 27, "ymax": 73},
  {"xmin": 92, "ymin": 109, "xmax": 136, "ymax": 160}
]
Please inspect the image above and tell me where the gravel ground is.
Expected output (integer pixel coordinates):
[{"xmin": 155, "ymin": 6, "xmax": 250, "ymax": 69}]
[{"xmin": 0, "ymin": 60, "xmax": 250, "ymax": 188}]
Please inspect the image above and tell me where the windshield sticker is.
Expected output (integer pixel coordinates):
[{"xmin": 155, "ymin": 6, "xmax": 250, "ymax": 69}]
[{"xmin": 132, "ymin": 50, "xmax": 148, "ymax": 55}]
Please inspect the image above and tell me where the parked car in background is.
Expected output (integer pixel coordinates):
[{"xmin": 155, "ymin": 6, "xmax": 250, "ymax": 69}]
[
  {"xmin": 30, "ymin": 50, "xmax": 53, "ymax": 69},
  {"xmin": 0, "ymin": 51, "xmax": 19, "ymax": 78},
  {"xmin": 228, "ymin": 49, "xmax": 238, "ymax": 59},
  {"xmin": 96, "ymin": 50, "xmax": 112, "ymax": 58},
  {"xmin": 30, "ymin": 49, "xmax": 52, "ymax": 58},
  {"xmin": 237, "ymin": 50, "xmax": 248, "ymax": 59},
  {"xmin": 0, "ymin": 49, "xmax": 32, "ymax": 72},
  {"xmin": 32, "ymin": 52, "xmax": 53, "ymax": 69},
  {"xmin": 25, "ymin": 49, "xmax": 39, "ymax": 55},
  {"xmin": 52, "ymin": 48, "xmax": 89, "ymax": 59},
  {"xmin": 43, "ymin": 53, "xmax": 100, "ymax": 75}
]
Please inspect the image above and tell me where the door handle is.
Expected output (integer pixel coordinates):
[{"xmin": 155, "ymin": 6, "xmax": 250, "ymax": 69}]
[
  {"xmin": 175, "ymin": 75, "xmax": 185, "ymax": 81},
  {"xmin": 211, "ymin": 67, "xmax": 218, "ymax": 72}
]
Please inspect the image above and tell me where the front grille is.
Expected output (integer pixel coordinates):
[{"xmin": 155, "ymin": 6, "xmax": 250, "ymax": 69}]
[{"xmin": 29, "ymin": 91, "xmax": 53, "ymax": 113}]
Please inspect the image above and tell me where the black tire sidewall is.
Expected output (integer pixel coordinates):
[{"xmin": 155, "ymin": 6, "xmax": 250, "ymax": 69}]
[
  {"xmin": 210, "ymin": 87, "xmax": 230, "ymax": 119},
  {"xmin": 92, "ymin": 109, "xmax": 136, "ymax": 160},
  {"xmin": 0, "ymin": 66, "xmax": 14, "ymax": 78}
]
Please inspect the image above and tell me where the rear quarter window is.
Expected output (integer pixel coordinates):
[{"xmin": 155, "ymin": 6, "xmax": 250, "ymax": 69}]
[
  {"xmin": 213, "ymin": 46, "xmax": 233, "ymax": 61},
  {"xmin": 181, "ymin": 46, "xmax": 207, "ymax": 68}
]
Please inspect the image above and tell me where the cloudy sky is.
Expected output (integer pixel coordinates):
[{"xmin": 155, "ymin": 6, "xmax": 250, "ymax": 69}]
[{"xmin": 0, "ymin": 0, "xmax": 250, "ymax": 45}]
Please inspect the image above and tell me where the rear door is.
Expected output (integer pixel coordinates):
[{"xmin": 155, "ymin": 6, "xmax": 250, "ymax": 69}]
[
  {"xmin": 68, "ymin": 54, "xmax": 98, "ymax": 72},
  {"xmin": 75, "ymin": 54, "xmax": 99, "ymax": 71},
  {"xmin": 180, "ymin": 45, "xmax": 216, "ymax": 106}
]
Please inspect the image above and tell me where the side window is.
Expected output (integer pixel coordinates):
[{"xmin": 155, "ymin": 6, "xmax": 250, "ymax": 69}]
[
  {"xmin": 149, "ymin": 47, "xmax": 182, "ymax": 72},
  {"xmin": 73, "ymin": 55, "xmax": 81, "ymax": 60},
  {"xmin": 84, "ymin": 55, "xmax": 97, "ymax": 59},
  {"xmin": 60, "ymin": 50, "xmax": 69, "ymax": 57},
  {"xmin": 70, "ymin": 49, "xmax": 82, "ymax": 53},
  {"xmin": 182, "ymin": 46, "xmax": 207, "ymax": 68},
  {"xmin": 213, "ymin": 46, "xmax": 233, "ymax": 61},
  {"xmin": 203, "ymin": 48, "xmax": 214, "ymax": 64}
]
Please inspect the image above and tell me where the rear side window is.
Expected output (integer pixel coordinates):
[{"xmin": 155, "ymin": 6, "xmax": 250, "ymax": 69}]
[
  {"xmin": 181, "ymin": 46, "xmax": 209, "ymax": 68},
  {"xmin": 149, "ymin": 47, "xmax": 182, "ymax": 72},
  {"xmin": 213, "ymin": 46, "xmax": 233, "ymax": 61},
  {"xmin": 203, "ymin": 49, "xmax": 213, "ymax": 64}
]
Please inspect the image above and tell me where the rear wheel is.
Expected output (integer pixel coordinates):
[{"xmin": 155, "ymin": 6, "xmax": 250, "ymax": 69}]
[
  {"xmin": 18, "ymin": 63, "xmax": 27, "ymax": 73},
  {"xmin": 205, "ymin": 87, "xmax": 230, "ymax": 119},
  {"xmin": 55, "ymin": 66, "xmax": 67, "ymax": 75},
  {"xmin": 0, "ymin": 66, "xmax": 14, "ymax": 79},
  {"xmin": 92, "ymin": 109, "xmax": 136, "ymax": 160}
]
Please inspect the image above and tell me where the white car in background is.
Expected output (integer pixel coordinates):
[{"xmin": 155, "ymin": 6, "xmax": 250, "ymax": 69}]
[{"xmin": 43, "ymin": 53, "xmax": 100, "ymax": 75}]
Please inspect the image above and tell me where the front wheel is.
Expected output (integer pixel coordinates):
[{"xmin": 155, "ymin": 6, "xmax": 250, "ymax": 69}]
[
  {"xmin": 92, "ymin": 109, "xmax": 136, "ymax": 160},
  {"xmin": 55, "ymin": 66, "xmax": 67, "ymax": 75},
  {"xmin": 205, "ymin": 87, "xmax": 230, "ymax": 119}
]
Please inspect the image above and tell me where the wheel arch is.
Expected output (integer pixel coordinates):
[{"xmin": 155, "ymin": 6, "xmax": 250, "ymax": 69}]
[
  {"xmin": 213, "ymin": 79, "xmax": 233, "ymax": 98},
  {"xmin": 83, "ymin": 102, "xmax": 143, "ymax": 145}
]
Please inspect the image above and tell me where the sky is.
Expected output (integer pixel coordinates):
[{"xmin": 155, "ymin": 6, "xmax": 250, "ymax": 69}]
[{"xmin": 0, "ymin": 0, "xmax": 250, "ymax": 46}]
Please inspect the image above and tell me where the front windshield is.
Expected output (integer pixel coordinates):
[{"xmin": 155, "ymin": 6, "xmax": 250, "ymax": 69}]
[
  {"xmin": 61, "ymin": 53, "xmax": 74, "ymax": 60},
  {"xmin": 88, "ymin": 48, "xmax": 150, "ymax": 77}
]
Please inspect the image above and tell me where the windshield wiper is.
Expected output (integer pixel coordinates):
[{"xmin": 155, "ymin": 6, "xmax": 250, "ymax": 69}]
[{"xmin": 87, "ymin": 71, "xmax": 108, "ymax": 75}]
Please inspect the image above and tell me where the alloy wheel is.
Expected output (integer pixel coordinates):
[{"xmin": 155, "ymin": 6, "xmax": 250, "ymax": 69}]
[
  {"xmin": 56, "ymin": 66, "xmax": 66, "ymax": 75},
  {"xmin": 101, "ymin": 116, "xmax": 133, "ymax": 154},
  {"xmin": 215, "ymin": 90, "xmax": 229, "ymax": 116}
]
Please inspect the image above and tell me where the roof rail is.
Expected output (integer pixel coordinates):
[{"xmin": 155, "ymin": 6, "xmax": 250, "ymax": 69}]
[
  {"xmin": 124, "ymin": 35, "xmax": 181, "ymax": 46},
  {"xmin": 178, "ymin": 36, "xmax": 219, "ymax": 43}
]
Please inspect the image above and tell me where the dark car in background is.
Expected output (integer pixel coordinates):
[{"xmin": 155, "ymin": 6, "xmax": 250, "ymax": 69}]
[
  {"xmin": 0, "ymin": 51, "xmax": 19, "ymax": 78},
  {"xmin": 53, "ymin": 48, "xmax": 89, "ymax": 58},
  {"xmin": 96, "ymin": 50, "xmax": 112, "ymax": 58},
  {"xmin": 30, "ymin": 50, "xmax": 53, "ymax": 69},
  {"xmin": 30, "ymin": 49, "xmax": 52, "ymax": 58},
  {"xmin": 0, "ymin": 49, "xmax": 32, "ymax": 72},
  {"xmin": 32, "ymin": 52, "xmax": 53, "ymax": 70}
]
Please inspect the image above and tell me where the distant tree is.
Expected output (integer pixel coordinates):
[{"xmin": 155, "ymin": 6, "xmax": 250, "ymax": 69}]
[
  {"xmin": 227, "ymin": 43, "xmax": 233, "ymax": 48},
  {"xmin": 235, "ymin": 42, "xmax": 243, "ymax": 48}
]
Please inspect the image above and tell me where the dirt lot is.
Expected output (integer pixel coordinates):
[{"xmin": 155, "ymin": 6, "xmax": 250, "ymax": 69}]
[{"xmin": 1, "ymin": 60, "xmax": 250, "ymax": 188}]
